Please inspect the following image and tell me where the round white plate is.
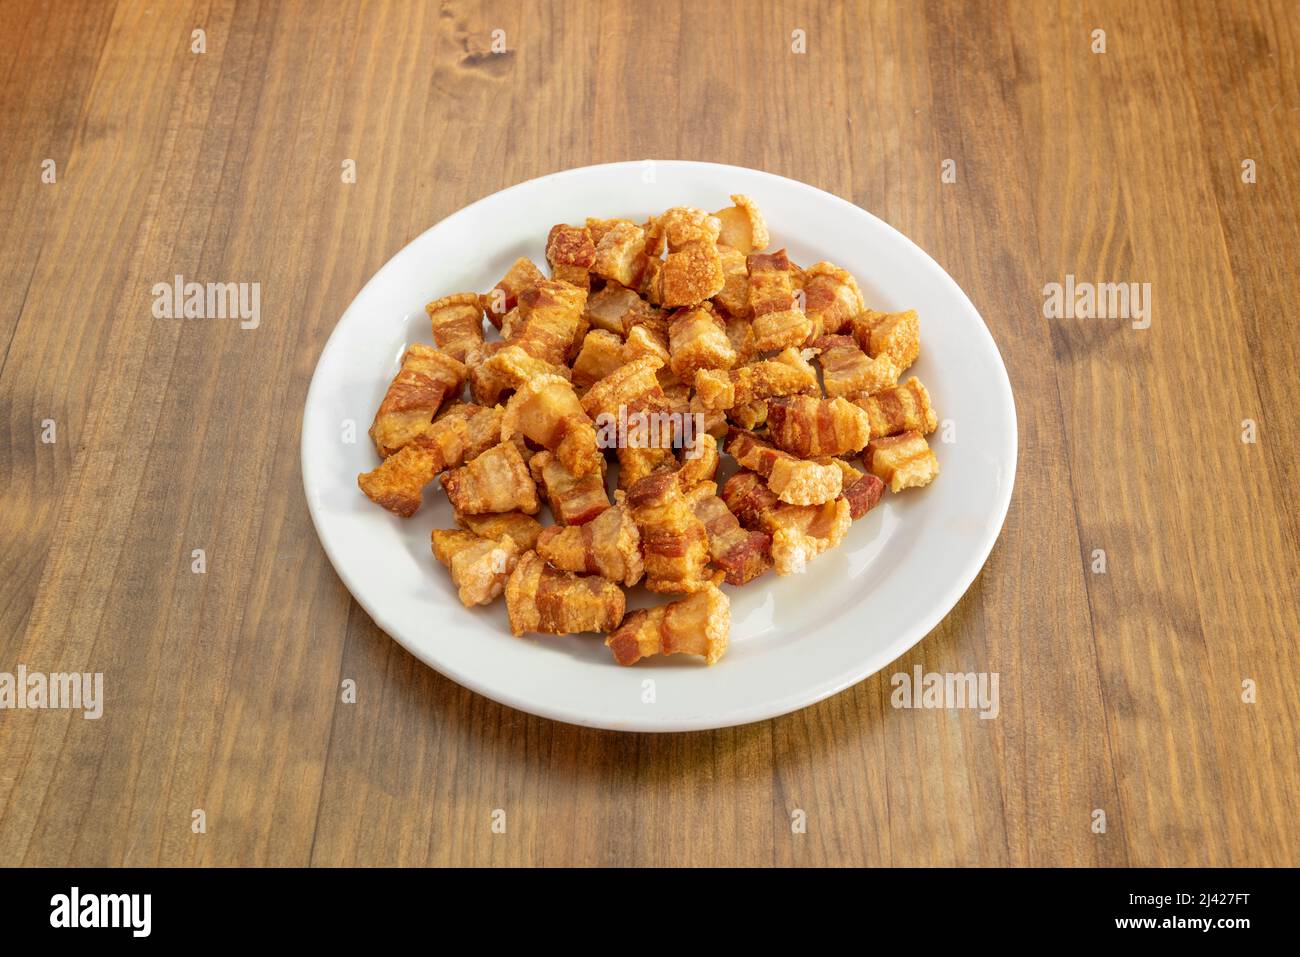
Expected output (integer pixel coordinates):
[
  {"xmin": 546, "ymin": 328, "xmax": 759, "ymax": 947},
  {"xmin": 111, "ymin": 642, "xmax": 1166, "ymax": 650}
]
[{"xmin": 302, "ymin": 160, "xmax": 1016, "ymax": 732}]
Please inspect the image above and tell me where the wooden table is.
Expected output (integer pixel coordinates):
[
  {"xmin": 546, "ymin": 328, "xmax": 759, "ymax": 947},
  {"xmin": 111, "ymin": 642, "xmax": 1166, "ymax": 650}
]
[{"xmin": 1, "ymin": 0, "xmax": 1296, "ymax": 867}]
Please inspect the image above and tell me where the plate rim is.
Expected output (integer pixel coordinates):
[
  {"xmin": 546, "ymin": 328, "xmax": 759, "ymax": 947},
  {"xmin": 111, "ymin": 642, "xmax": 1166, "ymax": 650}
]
[{"xmin": 301, "ymin": 159, "xmax": 1018, "ymax": 732}]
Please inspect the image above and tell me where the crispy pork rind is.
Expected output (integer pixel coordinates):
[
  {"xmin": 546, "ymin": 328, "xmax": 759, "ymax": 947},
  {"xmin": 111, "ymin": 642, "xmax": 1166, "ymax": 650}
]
[
  {"xmin": 766, "ymin": 395, "xmax": 872, "ymax": 458},
  {"xmin": 801, "ymin": 262, "xmax": 863, "ymax": 336},
  {"xmin": 626, "ymin": 470, "xmax": 713, "ymax": 594},
  {"xmin": 678, "ymin": 431, "xmax": 719, "ymax": 486},
  {"xmin": 849, "ymin": 376, "xmax": 938, "ymax": 438},
  {"xmin": 829, "ymin": 459, "xmax": 885, "ymax": 519},
  {"xmin": 657, "ymin": 206, "xmax": 723, "ymax": 250},
  {"xmin": 442, "ymin": 440, "xmax": 540, "ymax": 515},
  {"xmin": 359, "ymin": 403, "xmax": 502, "ymax": 517},
  {"xmin": 505, "ymin": 550, "xmax": 625, "ymax": 636},
  {"xmin": 545, "ymin": 223, "xmax": 597, "ymax": 289},
  {"xmin": 864, "ymin": 429, "xmax": 940, "ymax": 492},
  {"xmin": 813, "ymin": 334, "xmax": 899, "ymax": 398},
  {"xmin": 591, "ymin": 220, "xmax": 649, "ymax": 288},
  {"xmin": 604, "ymin": 582, "xmax": 730, "ymax": 666},
  {"xmin": 529, "ymin": 450, "xmax": 610, "ymax": 526},
  {"xmin": 509, "ymin": 278, "xmax": 589, "ymax": 365},
  {"xmin": 711, "ymin": 194, "xmax": 770, "ymax": 255},
  {"xmin": 482, "ymin": 257, "xmax": 544, "ymax": 330},
  {"xmin": 658, "ymin": 241, "xmax": 726, "ymax": 308},
  {"xmin": 713, "ymin": 244, "xmax": 751, "ymax": 317},
  {"xmin": 647, "ymin": 207, "xmax": 726, "ymax": 307},
  {"xmin": 728, "ymin": 399, "xmax": 768, "ymax": 431},
  {"xmin": 431, "ymin": 529, "xmax": 520, "ymax": 607},
  {"xmin": 668, "ymin": 305, "xmax": 737, "ymax": 378},
  {"xmin": 693, "ymin": 346, "xmax": 818, "ymax": 411},
  {"xmin": 455, "ymin": 510, "xmax": 544, "ymax": 551},
  {"xmin": 536, "ymin": 504, "xmax": 644, "ymax": 586},
  {"xmin": 747, "ymin": 249, "xmax": 813, "ymax": 351},
  {"xmin": 726, "ymin": 428, "xmax": 843, "ymax": 506},
  {"xmin": 684, "ymin": 480, "xmax": 772, "ymax": 585},
  {"xmin": 369, "ymin": 344, "xmax": 468, "ymax": 458},
  {"xmin": 571, "ymin": 329, "xmax": 626, "ymax": 389},
  {"xmin": 361, "ymin": 195, "xmax": 942, "ymax": 664},
  {"xmin": 581, "ymin": 356, "xmax": 678, "ymax": 488},
  {"xmin": 721, "ymin": 471, "xmax": 852, "ymax": 576},
  {"xmin": 501, "ymin": 373, "xmax": 602, "ymax": 477},
  {"xmin": 583, "ymin": 283, "xmax": 664, "ymax": 337},
  {"xmin": 426, "ymin": 292, "xmax": 485, "ymax": 362},
  {"xmin": 850, "ymin": 308, "xmax": 920, "ymax": 372}
]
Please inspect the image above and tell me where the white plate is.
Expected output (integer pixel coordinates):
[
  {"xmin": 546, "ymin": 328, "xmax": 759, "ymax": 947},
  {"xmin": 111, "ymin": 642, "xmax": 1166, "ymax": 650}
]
[{"xmin": 301, "ymin": 161, "xmax": 1016, "ymax": 732}]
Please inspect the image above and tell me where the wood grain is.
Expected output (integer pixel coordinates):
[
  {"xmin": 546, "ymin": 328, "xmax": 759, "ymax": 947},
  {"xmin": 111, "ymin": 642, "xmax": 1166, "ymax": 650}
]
[{"xmin": 1, "ymin": 0, "xmax": 1296, "ymax": 866}]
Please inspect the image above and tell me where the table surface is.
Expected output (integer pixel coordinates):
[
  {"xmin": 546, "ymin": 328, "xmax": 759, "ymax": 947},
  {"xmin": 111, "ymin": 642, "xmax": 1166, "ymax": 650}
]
[{"xmin": 1, "ymin": 0, "xmax": 1296, "ymax": 867}]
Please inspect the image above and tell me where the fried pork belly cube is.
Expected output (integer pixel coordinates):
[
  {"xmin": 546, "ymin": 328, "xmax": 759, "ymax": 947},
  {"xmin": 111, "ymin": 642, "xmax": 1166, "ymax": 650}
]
[
  {"xmin": 442, "ymin": 441, "xmax": 540, "ymax": 515},
  {"xmin": 713, "ymin": 244, "xmax": 751, "ymax": 317},
  {"xmin": 850, "ymin": 376, "xmax": 938, "ymax": 438},
  {"xmin": 605, "ymin": 583, "xmax": 730, "ymax": 666},
  {"xmin": 583, "ymin": 283, "xmax": 663, "ymax": 337},
  {"xmin": 369, "ymin": 344, "xmax": 468, "ymax": 458},
  {"xmin": 721, "ymin": 471, "xmax": 852, "ymax": 576},
  {"xmin": 693, "ymin": 346, "xmax": 818, "ymax": 411},
  {"xmin": 659, "ymin": 241, "xmax": 726, "ymax": 308},
  {"xmin": 545, "ymin": 223, "xmax": 596, "ymax": 289},
  {"xmin": 580, "ymin": 355, "xmax": 667, "ymax": 421},
  {"xmin": 767, "ymin": 395, "xmax": 871, "ymax": 457},
  {"xmin": 748, "ymin": 249, "xmax": 814, "ymax": 351},
  {"xmin": 659, "ymin": 376, "xmax": 691, "ymax": 412},
  {"xmin": 684, "ymin": 481, "xmax": 771, "ymax": 585},
  {"xmin": 678, "ymin": 431, "xmax": 719, "ymax": 485},
  {"xmin": 505, "ymin": 550, "xmax": 625, "ymax": 636},
  {"xmin": 536, "ymin": 504, "xmax": 643, "ymax": 586},
  {"xmin": 864, "ymin": 430, "xmax": 940, "ymax": 492},
  {"xmin": 591, "ymin": 220, "xmax": 648, "ymax": 288},
  {"xmin": 725, "ymin": 313, "xmax": 757, "ymax": 363},
  {"xmin": 466, "ymin": 340, "xmax": 508, "ymax": 406},
  {"xmin": 571, "ymin": 329, "xmax": 626, "ymax": 389},
  {"xmin": 813, "ymin": 334, "xmax": 899, "ymax": 398},
  {"xmin": 529, "ymin": 450, "xmax": 609, "ymax": 526},
  {"xmin": 690, "ymin": 398, "xmax": 729, "ymax": 441},
  {"xmin": 498, "ymin": 306, "xmax": 525, "ymax": 340},
  {"xmin": 850, "ymin": 308, "xmax": 920, "ymax": 372},
  {"xmin": 801, "ymin": 262, "xmax": 863, "ymax": 336},
  {"xmin": 711, "ymin": 194, "xmax": 770, "ymax": 255},
  {"xmin": 455, "ymin": 510, "xmax": 544, "ymax": 551},
  {"xmin": 482, "ymin": 257, "xmax": 545, "ymax": 330},
  {"xmin": 657, "ymin": 206, "xmax": 723, "ymax": 250},
  {"xmin": 626, "ymin": 470, "xmax": 712, "ymax": 594},
  {"xmin": 623, "ymin": 322, "xmax": 671, "ymax": 366},
  {"xmin": 431, "ymin": 529, "xmax": 520, "ymax": 607},
  {"xmin": 726, "ymin": 428, "xmax": 843, "ymax": 506},
  {"xmin": 728, "ymin": 399, "xmax": 768, "ymax": 430},
  {"xmin": 579, "ymin": 356, "xmax": 678, "ymax": 487},
  {"xmin": 830, "ymin": 459, "xmax": 886, "ymax": 519},
  {"xmin": 512, "ymin": 278, "xmax": 589, "ymax": 364},
  {"xmin": 359, "ymin": 403, "xmax": 502, "ymax": 516},
  {"xmin": 480, "ymin": 345, "xmax": 572, "ymax": 405},
  {"xmin": 616, "ymin": 402, "xmax": 679, "ymax": 489},
  {"xmin": 502, "ymin": 373, "xmax": 602, "ymax": 477},
  {"xmin": 638, "ymin": 257, "xmax": 665, "ymax": 305},
  {"xmin": 425, "ymin": 292, "xmax": 485, "ymax": 362},
  {"xmin": 668, "ymin": 305, "xmax": 737, "ymax": 378}
]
